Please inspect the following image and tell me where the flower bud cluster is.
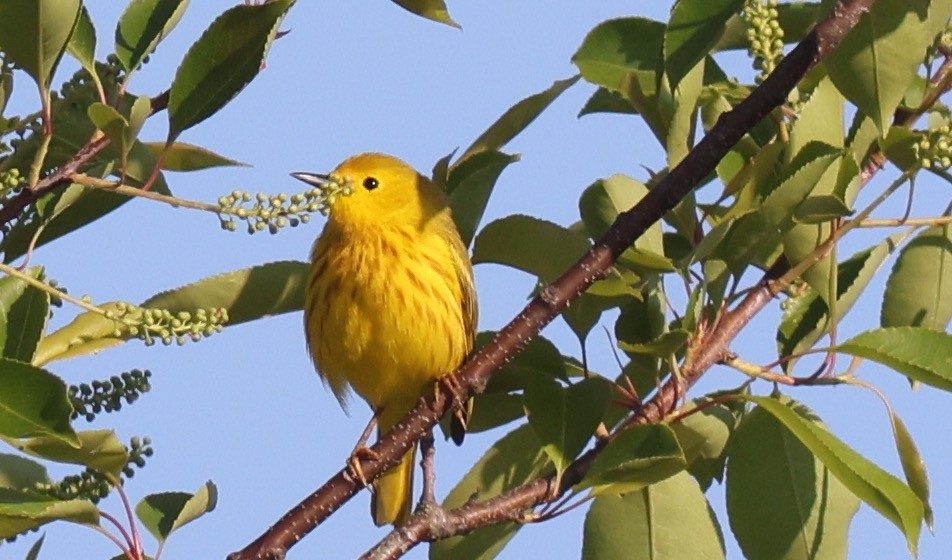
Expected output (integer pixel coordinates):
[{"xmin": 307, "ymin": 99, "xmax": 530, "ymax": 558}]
[
  {"xmin": 743, "ymin": 0, "xmax": 785, "ymax": 83},
  {"xmin": 216, "ymin": 175, "xmax": 353, "ymax": 234},
  {"xmin": 106, "ymin": 301, "xmax": 228, "ymax": 346},
  {"xmin": 916, "ymin": 125, "xmax": 952, "ymax": 170}
]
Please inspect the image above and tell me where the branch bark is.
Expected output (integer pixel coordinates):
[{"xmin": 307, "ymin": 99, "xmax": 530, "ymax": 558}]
[{"xmin": 229, "ymin": 1, "xmax": 877, "ymax": 558}]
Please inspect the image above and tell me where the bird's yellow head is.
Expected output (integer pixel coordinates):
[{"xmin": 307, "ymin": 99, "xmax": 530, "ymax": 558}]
[{"xmin": 291, "ymin": 153, "xmax": 447, "ymax": 230}]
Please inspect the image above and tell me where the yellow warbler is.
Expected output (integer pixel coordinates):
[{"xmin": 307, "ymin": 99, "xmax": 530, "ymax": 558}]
[{"xmin": 293, "ymin": 153, "xmax": 477, "ymax": 526}]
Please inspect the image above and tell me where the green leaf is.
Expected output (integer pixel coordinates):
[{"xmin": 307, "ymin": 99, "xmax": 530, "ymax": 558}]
[
  {"xmin": 664, "ymin": 0, "xmax": 745, "ymax": 89},
  {"xmin": 167, "ymin": 0, "xmax": 293, "ymax": 140},
  {"xmin": 31, "ymin": 302, "xmax": 124, "ymax": 367},
  {"xmin": 618, "ymin": 330, "xmax": 689, "ymax": 357},
  {"xmin": 0, "ymin": 359, "xmax": 75, "ymax": 445},
  {"xmin": 464, "ymin": 392, "xmax": 524, "ymax": 433},
  {"xmin": 789, "ymin": 77, "xmax": 845, "ymax": 156},
  {"xmin": 446, "ymin": 150, "xmax": 518, "ymax": 248},
  {"xmin": 824, "ymin": 0, "xmax": 952, "ymax": 133},
  {"xmin": 837, "ymin": 327, "xmax": 952, "ymax": 392},
  {"xmin": 573, "ymin": 18, "xmax": 665, "ymax": 94},
  {"xmin": 0, "ymin": 267, "xmax": 49, "ymax": 362},
  {"xmin": 714, "ymin": 142, "xmax": 840, "ymax": 276},
  {"xmin": 135, "ymin": 481, "xmax": 217, "ymax": 542},
  {"xmin": 390, "ymin": 0, "xmax": 458, "ymax": 28},
  {"xmin": 432, "ymin": 424, "xmax": 546, "ymax": 560},
  {"xmin": 777, "ymin": 236, "xmax": 899, "ymax": 369},
  {"xmin": 0, "ymin": 66, "xmax": 12, "ymax": 116},
  {"xmin": 458, "ymin": 332, "xmax": 568, "ymax": 435},
  {"xmin": 578, "ymin": 87, "xmax": 636, "ymax": 117},
  {"xmin": 115, "ymin": 0, "xmax": 189, "ymax": 75},
  {"xmin": 582, "ymin": 471, "xmax": 725, "ymax": 560},
  {"xmin": 472, "ymin": 215, "xmax": 639, "ymax": 301},
  {"xmin": 3, "ymin": 430, "xmax": 128, "ymax": 477},
  {"xmin": 143, "ymin": 141, "xmax": 248, "ymax": 171},
  {"xmin": 888, "ymin": 410, "xmax": 933, "ymax": 529},
  {"xmin": 457, "ymin": 77, "xmax": 578, "ymax": 164},
  {"xmin": 472, "ymin": 215, "xmax": 590, "ymax": 281},
  {"xmin": 740, "ymin": 395, "xmax": 923, "ymax": 555},
  {"xmin": 880, "ymin": 126, "xmax": 922, "ymax": 171},
  {"xmin": 579, "ymin": 175, "xmax": 675, "ymax": 272},
  {"xmin": 0, "ymin": 489, "xmax": 98, "ymax": 539},
  {"xmin": 523, "ymin": 377, "xmax": 611, "ymax": 476},
  {"xmin": 881, "ymin": 224, "xmax": 952, "ymax": 330},
  {"xmin": 65, "ymin": 5, "xmax": 98, "ymax": 81},
  {"xmin": 477, "ymin": 331, "xmax": 567, "ymax": 392},
  {"xmin": 614, "ymin": 284, "xmax": 666, "ymax": 357},
  {"xmin": 430, "ymin": 149, "xmax": 454, "ymax": 189},
  {"xmin": 561, "ymin": 292, "xmax": 630, "ymax": 348},
  {"xmin": 0, "ymin": 453, "xmax": 51, "ymax": 490},
  {"xmin": 726, "ymin": 399, "xmax": 859, "ymax": 560},
  {"xmin": 666, "ymin": 56, "xmax": 704, "ymax": 167},
  {"xmin": 773, "ymin": 143, "xmax": 844, "ymax": 298},
  {"xmin": 580, "ymin": 424, "xmax": 686, "ymax": 494},
  {"xmin": 762, "ymin": 141, "xmax": 841, "ymax": 227},
  {"xmin": 87, "ymin": 103, "xmax": 131, "ymax": 158},
  {"xmin": 786, "ymin": 77, "xmax": 852, "ymax": 224},
  {"xmin": 0, "ymin": 0, "xmax": 81, "ymax": 89},
  {"xmin": 671, "ymin": 401, "xmax": 742, "ymax": 490},
  {"xmin": 573, "ymin": 18, "xmax": 669, "ymax": 142},
  {"xmin": 142, "ymin": 260, "xmax": 307, "ymax": 326}
]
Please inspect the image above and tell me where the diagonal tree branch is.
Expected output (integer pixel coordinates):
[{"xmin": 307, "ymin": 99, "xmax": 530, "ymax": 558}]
[
  {"xmin": 360, "ymin": 26, "xmax": 952, "ymax": 560},
  {"xmin": 229, "ymin": 1, "xmax": 876, "ymax": 558},
  {"xmin": 362, "ymin": 257, "xmax": 787, "ymax": 560}
]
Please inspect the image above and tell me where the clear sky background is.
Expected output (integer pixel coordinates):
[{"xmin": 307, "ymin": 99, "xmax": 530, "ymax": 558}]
[{"xmin": 3, "ymin": 1, "xmax": 950, "ymax": 559}]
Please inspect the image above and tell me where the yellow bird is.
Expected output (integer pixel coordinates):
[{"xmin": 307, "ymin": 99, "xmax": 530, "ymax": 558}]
[{"xmin": 293, "ymin": 153, "xmax": 477, "ymax": 526}]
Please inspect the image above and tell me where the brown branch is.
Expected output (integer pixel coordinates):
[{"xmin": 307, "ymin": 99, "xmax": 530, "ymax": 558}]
[
  {"xmin": 359, "ymin": 14, "xmax": 952, "ymax": 559},
  {"xmin": 362, "ymin": 260, "xmax": 787, "ymax": 560},
  {"xmin": 0, "ymin": 91, "xmax": 170, "ymax": 228},
  {"xmin": 228, "ymin": 2, "xmax": 877, "ymax": 559}
]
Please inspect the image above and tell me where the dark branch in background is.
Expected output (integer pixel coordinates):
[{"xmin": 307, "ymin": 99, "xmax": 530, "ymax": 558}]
[
  {"xmin": 0, "ymin": 91, "xmax": 170, "ymax": 227},
  {"xmin": 359, "ymin": 25, "xmax": 952, "ymax": 560},
  {"xmin": 229, "ymin": 1, "xmax": 877, "ymax": 559}
]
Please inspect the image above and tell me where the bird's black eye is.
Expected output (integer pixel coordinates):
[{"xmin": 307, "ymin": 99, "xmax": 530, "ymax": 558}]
[{"xmin": 362, "ymin": 177, "xmax": 379, "ymax": 191}]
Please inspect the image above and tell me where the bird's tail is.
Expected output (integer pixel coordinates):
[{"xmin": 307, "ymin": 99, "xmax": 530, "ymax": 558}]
[{"xmin": 372, "ymin": 407, "xmax": 416, "ymax": 526}]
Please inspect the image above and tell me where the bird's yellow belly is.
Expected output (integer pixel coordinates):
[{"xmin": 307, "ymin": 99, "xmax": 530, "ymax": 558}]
[{"xmin": 306, "ymin": 233, "xmax": 468, "ymax": 411}]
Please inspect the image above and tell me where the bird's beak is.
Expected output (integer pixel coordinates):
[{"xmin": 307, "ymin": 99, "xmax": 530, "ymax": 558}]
[{"xmin": 290, "ymin": 172, "xmax": 333, "ymax": 187}]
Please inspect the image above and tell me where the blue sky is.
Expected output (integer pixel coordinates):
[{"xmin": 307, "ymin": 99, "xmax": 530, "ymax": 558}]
[{"xmin": 3, "ymin": 1, "xmax": 950, "ymax": 558}]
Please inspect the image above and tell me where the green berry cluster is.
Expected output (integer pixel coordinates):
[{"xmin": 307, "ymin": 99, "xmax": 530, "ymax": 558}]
[
  {"xmin": 0, "ymin": 167, "xmax": 22, "ymax": 197},
  {"xmin": 125, "ymin": 436, "xmax": 153, "ymax": 477},
  {"xmin": 33, "ymin": 437, "xmax": 153, "ymax": 504},
  {"xmin": 57, "ymin": 55, "xmax": 124, "ymax": 107},
  {"xmin": 35, "ymin": 468, "xmax": 112, "ymax": 503},
  {"xmin": 216, "ymin": 175, "xmax": 353, "ymax": 234},
  {"xmin": 916, "ymin": 125, "xmax": 952, "ymax": 170},
  {"xmin": 743, "ymin": 0, "xmax": 785, "ymax": 83},
  {"xmin": 105, "ymin": 302, "xmax": 229, "ymax": 346},
  {"xmin": 70, "ymin": 369, "xmax": 152, "ymax": 422}
]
